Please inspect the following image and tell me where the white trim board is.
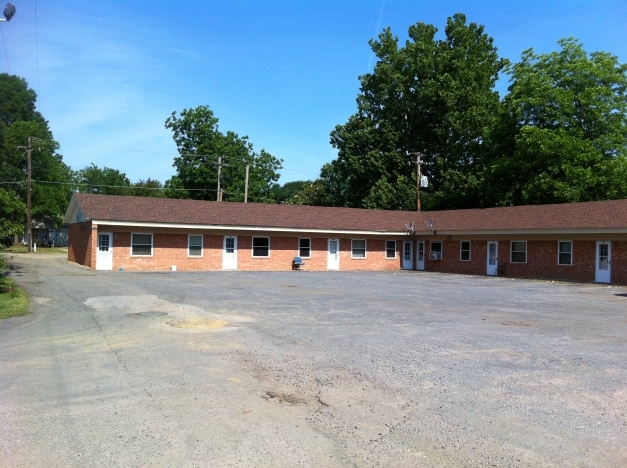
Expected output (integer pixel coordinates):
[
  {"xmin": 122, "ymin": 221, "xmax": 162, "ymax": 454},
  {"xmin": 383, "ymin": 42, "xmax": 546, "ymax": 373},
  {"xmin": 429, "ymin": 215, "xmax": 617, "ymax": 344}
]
[
  {"xmin": 84, "ymin": 220, "xmax": 627, "ymax": 237},
  {"xmin": 91, "ymin": 220, "xmax": 404, "ymax": 236}
]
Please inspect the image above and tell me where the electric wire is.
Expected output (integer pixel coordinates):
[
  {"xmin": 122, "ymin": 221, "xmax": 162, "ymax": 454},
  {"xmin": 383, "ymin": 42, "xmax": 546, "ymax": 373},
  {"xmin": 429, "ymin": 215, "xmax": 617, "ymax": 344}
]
[
  {"xmin": 0, "ymin": 22, "xmax": 9, "ymax": 73},
  {"xmin": 34, "ymin": 0, "xmax": 41, "ymax": 100}
]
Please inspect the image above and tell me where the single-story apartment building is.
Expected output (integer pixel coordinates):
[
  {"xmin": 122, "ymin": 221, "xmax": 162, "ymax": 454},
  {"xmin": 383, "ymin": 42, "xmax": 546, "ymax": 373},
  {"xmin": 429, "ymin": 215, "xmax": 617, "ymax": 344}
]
[{"xmin": 63, "ymin": 193, "xmax": 627, "ymax": 285}]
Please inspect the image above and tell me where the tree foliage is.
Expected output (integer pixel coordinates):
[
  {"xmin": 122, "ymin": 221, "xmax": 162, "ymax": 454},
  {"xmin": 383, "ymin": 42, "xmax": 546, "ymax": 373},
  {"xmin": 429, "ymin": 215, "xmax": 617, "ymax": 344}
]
[
  {"xmin": 0, "ymin": 188, "xmax": 25, "ymax": 241},
  {"xmin": 165, "ymin": 106, "xmax": 282, "ymax": 202},
  {"xmin": 327, "ymin": 13, "xmax": 507, "ymax": 210},
  {"xmin": 0, "ymin": 75, "xmax": 73, "ymax": 228},
  {"xmin": 75, "ymin": 163, "xmax": 131, "ymax": 195},
  {"xmin": 2, "ymin": 121, "xmax": 72, "ymax": 226},
  {"xmin": 486, "ymin": 38, "xmax": 627, "ymax": 205}
]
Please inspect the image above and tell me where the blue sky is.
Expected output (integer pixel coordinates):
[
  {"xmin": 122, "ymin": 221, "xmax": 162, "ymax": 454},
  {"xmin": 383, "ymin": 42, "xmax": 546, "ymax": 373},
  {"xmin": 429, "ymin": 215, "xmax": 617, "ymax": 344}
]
[{"xmin": 2, "ymin": 0, "xmax": 626, "ymax": 184}]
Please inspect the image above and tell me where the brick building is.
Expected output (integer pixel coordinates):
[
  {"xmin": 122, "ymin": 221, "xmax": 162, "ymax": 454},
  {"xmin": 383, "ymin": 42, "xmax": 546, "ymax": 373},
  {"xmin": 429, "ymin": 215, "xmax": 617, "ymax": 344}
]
[{"xmin": 64, "ymin": 193, "xmax": 627, "ymax": 285}]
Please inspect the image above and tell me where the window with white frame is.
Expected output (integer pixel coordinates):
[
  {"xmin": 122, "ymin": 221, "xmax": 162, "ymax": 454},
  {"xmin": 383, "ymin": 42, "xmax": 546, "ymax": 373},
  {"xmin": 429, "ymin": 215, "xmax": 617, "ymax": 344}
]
[
  {"xmin": 131, "ymin": 233, "xmax": 153, "ymax": 256},
  {"xmin": 386, "ymin": 240, "xmax": 396, "ymax": 259},
  {"xmin": 299, "ymin": 238, "xmax": 311, "ymax": 258},
  {"xmin": 460, "ymin": 241, "xmax": 471, "ymax": 261},
  {"xmin": 351, "ymin": 239, "xmax": 366, "ymax": 258},
  {"xmin": 252, "ymin": 237, "xmax": 270, "ymax": 257},
  {"xmin": 510, "ymin": 241, "xmax": 527, "ymax": 263},
  {"xmin": 188, "ymin": 235, "xmax": 203, "ymax": 257},
  {"xmin": 558, "ymin": 241, "xmax": 572, "ymax": 265}
]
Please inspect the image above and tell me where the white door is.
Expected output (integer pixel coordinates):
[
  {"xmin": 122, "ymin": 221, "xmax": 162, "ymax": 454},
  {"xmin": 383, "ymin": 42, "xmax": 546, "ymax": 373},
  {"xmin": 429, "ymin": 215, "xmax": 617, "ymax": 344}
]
[
  {"xmin": 328, "ymin": 238, "xmax": 340, "ymax": 270},
  {"xmin": 96, "ymin": 232, "xmax": 113, "ymax": 271},
  {"xmin": 402, "ymin": 241, "xmax": 413, "ymax": 270},
  {"xmin": 595, "ymin": 241, "xmax": 611, "ymax": 283},
  {"xmin": 223, "ymin": 236, "xmax": 238, "ymax": 270},
  {"xmin": 416, "ymin": 241, "xmax": 425, "ymax": 270},
  {"xmin": 487, "ymin": 241, "xmax": 498, "ymax": 276}
]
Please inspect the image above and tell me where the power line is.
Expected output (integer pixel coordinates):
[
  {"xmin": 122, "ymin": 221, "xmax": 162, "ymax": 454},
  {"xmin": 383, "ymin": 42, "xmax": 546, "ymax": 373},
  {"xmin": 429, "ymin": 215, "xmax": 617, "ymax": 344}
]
[
  {"xmin": 34, "ymin": 0, "xmax": 41, "ymax": 101},
  {"xmin": 0, "ymin": 22, "xmax": 9, "ymax": 73}
]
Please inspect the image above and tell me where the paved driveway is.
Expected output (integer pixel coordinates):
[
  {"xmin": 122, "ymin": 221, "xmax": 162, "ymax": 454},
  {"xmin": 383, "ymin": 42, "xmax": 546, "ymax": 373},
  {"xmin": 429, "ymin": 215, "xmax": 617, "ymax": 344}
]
[{"xmin": 1, "ymin": 254, "xmax": 626, "ymax": 467}]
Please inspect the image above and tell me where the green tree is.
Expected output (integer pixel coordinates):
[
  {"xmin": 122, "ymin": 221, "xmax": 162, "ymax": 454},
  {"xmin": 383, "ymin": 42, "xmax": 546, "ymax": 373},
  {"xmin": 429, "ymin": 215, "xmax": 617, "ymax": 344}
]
[
  {"xmin": 0, "ymin": 74, "xmax": 45, "ymax": 127},
  {"xmin": 130, "ymin": 178, "xmax": 165, "ymax": 197},
  {"xmin": 487, "ymin": 38, "xmax": 627, "ymax": 205},
  {"xmin": 75, "ymin": 164, "xmax": 132, "ymax": 195},
  {"xmin": 0, "ymin": 188, "xmax": 25, "ymax": 241},
  {"xmin": 328, "ymin": 13, "xmax": 507, "ymax": 210},
  {"xmin": 0, "ymin": 75, "xmax": 72, "ymax": 228},
  {"xmin": 165, "ymin": 105, "xmax": 282, "ymax": 203},
  {"xmin": 270, "ymin": 180, "xmax": 311, "ymax": 204},
  {"xmin": 3, "ymin": 121, "xmax": 73, "ymax": 226}
]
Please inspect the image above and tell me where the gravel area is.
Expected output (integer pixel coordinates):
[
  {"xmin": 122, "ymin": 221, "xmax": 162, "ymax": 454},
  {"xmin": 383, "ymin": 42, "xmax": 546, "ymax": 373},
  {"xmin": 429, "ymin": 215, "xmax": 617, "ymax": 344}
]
[{"xmin": 1, "ymin": 254, "xmax": 626, "ymax": 467}]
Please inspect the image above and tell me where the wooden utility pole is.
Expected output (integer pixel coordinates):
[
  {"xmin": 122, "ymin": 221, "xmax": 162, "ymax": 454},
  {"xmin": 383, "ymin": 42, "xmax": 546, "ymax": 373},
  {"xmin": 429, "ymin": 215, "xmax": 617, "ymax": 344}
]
[
  {"xmin": 244, "ymin": 165, "xmax": 249, "ymax": 203},
  {"xmin": 410, "ymin": 152, "xmax": 424, "ymax": 211},
  {"xmin": 217, "ymin": 156, "xmax": 222, "ymax": 202},
  {"xmin": 16, "ymin": 137, "xmax": 33, "ymax": 252},
  {"xmin": 416, "ymin": 153, "xmax": 421, "ymax": 212}
]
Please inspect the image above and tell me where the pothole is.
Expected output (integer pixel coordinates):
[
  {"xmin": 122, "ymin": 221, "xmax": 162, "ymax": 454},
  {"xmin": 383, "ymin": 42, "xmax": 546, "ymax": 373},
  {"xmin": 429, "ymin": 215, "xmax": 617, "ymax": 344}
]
[
  {"xmin": 166, "ymin": 318, "xmax": 230, "ymax": 329},
  {"xmin": 128, "ymin": 311, "xmax": 169, "ymax": 317}
]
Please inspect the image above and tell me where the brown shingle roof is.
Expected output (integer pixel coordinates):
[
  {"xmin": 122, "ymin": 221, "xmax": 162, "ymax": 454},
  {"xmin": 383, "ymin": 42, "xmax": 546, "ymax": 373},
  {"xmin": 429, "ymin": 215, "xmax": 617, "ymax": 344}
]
[{"xmin": 71, "ymin": 193, "xmax": 627, "ymax": 233}]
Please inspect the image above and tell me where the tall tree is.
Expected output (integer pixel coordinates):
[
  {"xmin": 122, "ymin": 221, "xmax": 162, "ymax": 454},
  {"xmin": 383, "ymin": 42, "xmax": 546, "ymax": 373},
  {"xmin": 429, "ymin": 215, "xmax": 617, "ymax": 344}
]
[
  {"xmin": 487, "ymin": 38, "xmax": 627, "ymax": 205},
  {"xmin": 3, "ymin": 121, "xmax": 72, "ymax": 226},
  {"xmin": 75, "ymin": 164, "xmax": 132, "ymax": 195},
  {"xmin": 165, "ymin": 106, "xmax": 282, "ymax": 203},
  {"xmin": 0, "ymin": 75, "xmax": 72, "ymax": 227},
  {"xmin": 0, "ymin": 188, "xmax": 25, "ymax": 242},
  {"xmin": 328, "ymin": 13, "xmax": 507, "ymax": 210}
]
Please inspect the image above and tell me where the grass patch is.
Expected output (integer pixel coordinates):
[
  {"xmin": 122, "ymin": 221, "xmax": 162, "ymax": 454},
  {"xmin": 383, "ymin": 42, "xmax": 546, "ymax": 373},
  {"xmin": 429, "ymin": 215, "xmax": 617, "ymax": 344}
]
[
  {"xmin": 0, "ymin": 278, "xmax": 30, "ymax": 319},
  {"xmin": 2, "ymin": 246, "xmax": 67, "ymax": 254}
]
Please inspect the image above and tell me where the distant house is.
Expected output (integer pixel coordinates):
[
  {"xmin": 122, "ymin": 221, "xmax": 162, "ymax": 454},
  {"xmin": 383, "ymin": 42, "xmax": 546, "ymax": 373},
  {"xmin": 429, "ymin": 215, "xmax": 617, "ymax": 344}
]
[{"xmin": 63, "ymin": 193, "xmax": 627, "ymax": 285}]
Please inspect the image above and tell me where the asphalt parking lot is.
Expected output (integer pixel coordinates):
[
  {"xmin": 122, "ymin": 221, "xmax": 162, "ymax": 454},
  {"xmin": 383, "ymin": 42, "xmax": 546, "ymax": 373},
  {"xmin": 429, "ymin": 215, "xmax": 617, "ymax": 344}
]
[{"xmin": 1, "ymin": 254, "xmax": 626, "ymax": 467}]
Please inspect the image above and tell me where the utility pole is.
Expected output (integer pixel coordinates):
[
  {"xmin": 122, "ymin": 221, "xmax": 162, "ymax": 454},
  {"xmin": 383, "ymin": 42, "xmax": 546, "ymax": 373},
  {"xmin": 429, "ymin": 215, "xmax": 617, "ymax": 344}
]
[
  {"xmin": 16, "ymin": 137, "xmax": 32, "ymax": 252},
  {"xmin": 217, "ymin": 156, "xmax": 222, "ymax": 202},
  {"xmin": 410, "ymin": 152, "xmax": 424, "ymax": 211},
  {"xmin": 244, "ymin": 165, "xmax": 249, "ymax": 203}
]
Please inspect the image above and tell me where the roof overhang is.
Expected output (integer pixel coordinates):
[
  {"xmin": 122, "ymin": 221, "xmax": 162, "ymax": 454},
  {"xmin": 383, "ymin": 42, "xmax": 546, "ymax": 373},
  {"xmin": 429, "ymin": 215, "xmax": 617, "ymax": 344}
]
[
  {"xmin": 62, "ymin": 196, "xmax": 79, "ymax": 225},
  {"xmin": 92, "ymin": 220, "xmax": 406, "ymax": 236}
]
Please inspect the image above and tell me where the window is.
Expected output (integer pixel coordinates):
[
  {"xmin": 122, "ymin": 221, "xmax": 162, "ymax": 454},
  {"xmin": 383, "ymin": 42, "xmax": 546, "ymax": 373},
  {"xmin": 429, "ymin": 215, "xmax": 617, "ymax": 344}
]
[
  {"xmin": 558, "ymin": 241, "xmax": 572, "ymax": 265},
  {"xmin": 252, "ymin": 237, "xmax": 270, "ymax": 257},
  {"xmin": 299, "ymin": 238, "xmax": 311, "ymax": 258},
  {"xmin": 511, "ymin": 241, "xmax": 527, "ymax": 263},
  {"xmin": 188, "ymin": 235, "xmax": 203, "ymax": 257},
  {"xmin": 131, "ymin": 233, "xmax": 152, "ymax": 256},
  {"xmin": 351, "ymin": 239, "xmax": 366, "ymax": 258},
  {"xmin": 386, "ymin": 240, "xmax": 396, "ymax": 259},
  {"xmin": 430, "ymin": 241, "xmax": 442, "ymax": 260},
  {"xmin": 460, "ymin": 241, "xmax": 471, "ymax": 261}
]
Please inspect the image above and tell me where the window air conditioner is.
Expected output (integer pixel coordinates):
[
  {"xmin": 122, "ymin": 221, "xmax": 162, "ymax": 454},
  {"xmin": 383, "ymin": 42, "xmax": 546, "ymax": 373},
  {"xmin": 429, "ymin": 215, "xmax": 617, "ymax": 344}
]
[{"xmin": 429, "ymin": 251, "xmax": 442, "ymax": 260}]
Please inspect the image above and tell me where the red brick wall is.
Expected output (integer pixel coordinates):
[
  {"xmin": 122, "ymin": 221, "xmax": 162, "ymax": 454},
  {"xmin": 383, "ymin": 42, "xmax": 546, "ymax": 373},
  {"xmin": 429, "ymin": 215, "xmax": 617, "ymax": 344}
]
[
  {"xmin": 339, "ymin": 238, "xmax": 402, "ymax": 271},
  {"xmin": 611, "ymin": 241, "xmax": 627, "ymax": 285},
  {"xmin": 112, "ymin": 233, "xmax": 223, "ymax": 271},
  {"xmin": 422, "ymin": 239, "xmax": 607, "ymax": 283},
  {"xmin": 77, "ymin": 228, "xmax": 627, "ymax": 285},
  {"xmin": 107, "ymin": 232, "xmax": 404, "ymax": 271},
  {"xmin": 498, "ymin": 240, "xmax": 595, "ymax": 282},
  {"xmin": 424, "ymin": 240, "xmax": 486, "ymax": 275},
  {"xmin": 68, "ymin": 221, "xmax": 96, "ymax": 268}
]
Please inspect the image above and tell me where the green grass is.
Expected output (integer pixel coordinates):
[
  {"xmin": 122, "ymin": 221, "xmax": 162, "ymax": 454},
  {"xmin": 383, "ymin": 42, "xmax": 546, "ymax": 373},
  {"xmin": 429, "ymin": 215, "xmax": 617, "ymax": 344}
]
[
  {"xmin": 2, "ymin": 246, "xmax": 68, "ymax": 254},
  {"xmin": 0, "ymin": 278, "xmax": 30, "ymax": 319}
]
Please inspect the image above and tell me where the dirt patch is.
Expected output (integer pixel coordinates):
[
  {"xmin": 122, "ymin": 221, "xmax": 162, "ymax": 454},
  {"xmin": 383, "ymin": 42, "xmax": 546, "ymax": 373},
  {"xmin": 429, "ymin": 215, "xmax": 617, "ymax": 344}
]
[
  {"xmin": 500, "ymin": 320, "xmax": 532, "ymax": 327},
  {"xmin": 166, "ymin": 318, "xmax": 230, "ymax": 329},
  {"xmin": 128, "ymin": 311, "xmax": 168, "ymax": 317},
  {"xmin": 264, "ymin": 391, "xmax": 308, "ymax": 405}
]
